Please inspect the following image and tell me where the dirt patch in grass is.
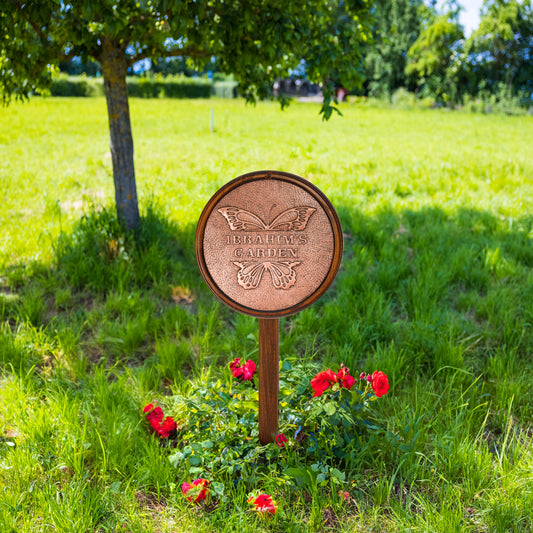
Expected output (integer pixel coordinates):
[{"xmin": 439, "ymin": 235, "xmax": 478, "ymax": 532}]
[
  {"xmin": 135, "ymin": 491, "xmax": 167, "ymax": 513},
  {"xmin": 323, "ymin": 507, "xmax": 340, "ymax": 530}
]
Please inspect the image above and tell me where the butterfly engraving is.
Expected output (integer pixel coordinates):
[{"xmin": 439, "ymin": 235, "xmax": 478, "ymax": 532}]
[
  {"xmin": 233, "ymin": 261, "xmax": 300, "ymax": 290},
  {"xmin": 218, "ymin": 206, "xmax": 315, "ymax": 231}
]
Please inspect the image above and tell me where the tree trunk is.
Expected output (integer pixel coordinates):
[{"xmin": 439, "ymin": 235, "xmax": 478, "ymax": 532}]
[{"xmin": 100, "ymin": 38, "xmax": 140, "ymax": 230}]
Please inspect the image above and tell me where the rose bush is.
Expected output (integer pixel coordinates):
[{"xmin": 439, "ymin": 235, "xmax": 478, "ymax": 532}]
[{"xmin": 144, "ymin": 358, "xmax": 391, "ymax": 518}]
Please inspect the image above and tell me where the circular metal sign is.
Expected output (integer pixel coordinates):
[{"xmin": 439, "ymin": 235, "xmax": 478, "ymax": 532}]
[{"xmin": 195, "ymin": 170, "xmax": 343, "ymax": 318}]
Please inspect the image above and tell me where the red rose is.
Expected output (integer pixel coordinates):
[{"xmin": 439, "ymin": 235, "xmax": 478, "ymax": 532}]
[
  {"xmin": 147, "ymin": 406, "xmax": 163, "ymax": 422},
  {"xmin": 157, "ymin": 416, "xmax": 177, "ymax": 438},
  {"xmin": 337, "ymin": 365, "xmax": 356, "ymax": 390},
  {"xmin": 146, "ymin": 406, "xmax": 164, "ymax": 431},
  {"xmin": 143, "ymin": 403, "xmax": 168, "ymax": 436},
  {"xmin": 371, "ymin": 371, "xmax": 389, "ymax": 397},
  {"xmin": 275, "ymin": 433, "xmax": 287, "ymax": 448},
  {"xmin": 310, "ymin": 369, "xmax": 338, "ymax": 397},
  {"xmin": 230, "ymin": 357, "xmax": 244, "ymax": 378},
  {"xmin": 230, "ymin": 358, "xmax": 257, "ymax": 381},
  {"xmin": 182, "ymin": 478, "xmax": 210, "ymax": 503},
  {"xmin": 248, "ymin": 493, "xmax": 277, "ymax": 514},
  {"xmin": 242, "ymin": 360, "xmax": 257, "ymax": 381},
  {"xmin": 341, "ymin": 373, "xmax": 356, "ymax": 390},
  {"xmin": 338, "ymin": 490, "xmax": 350, "ymax": 502}
]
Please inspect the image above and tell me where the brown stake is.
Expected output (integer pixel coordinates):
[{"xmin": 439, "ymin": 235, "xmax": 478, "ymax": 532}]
[{"xmin": 258, "ymin": 318, "xmax": 279, "ymax": 445}]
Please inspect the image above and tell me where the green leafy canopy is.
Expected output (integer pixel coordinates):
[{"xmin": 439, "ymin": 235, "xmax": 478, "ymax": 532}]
[{"xmin": 1, "ymin": 0, "xmax": 373, "ymax": 116}]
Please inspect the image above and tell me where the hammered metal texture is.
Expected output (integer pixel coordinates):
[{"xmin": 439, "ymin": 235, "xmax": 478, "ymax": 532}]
[{"xmin": 202, "ymin": 179, "xmax": 335, "ymax": 313}]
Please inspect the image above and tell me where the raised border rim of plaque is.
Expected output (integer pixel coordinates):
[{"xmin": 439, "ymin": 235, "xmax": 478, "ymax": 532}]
[{"xmin": 195, "ymin": 170, "xmax": 343, "ymax": 318}]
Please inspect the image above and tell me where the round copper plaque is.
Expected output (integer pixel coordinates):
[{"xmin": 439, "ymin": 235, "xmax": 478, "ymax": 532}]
[{"xmin": 195, "ymin": 170, "xmax": 343, "ymax": 318}]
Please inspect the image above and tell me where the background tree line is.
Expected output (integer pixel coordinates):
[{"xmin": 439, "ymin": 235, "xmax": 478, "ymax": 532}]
[{"xmin": 366, "ymin": 0, "xmax": 532, "ymax": 108}]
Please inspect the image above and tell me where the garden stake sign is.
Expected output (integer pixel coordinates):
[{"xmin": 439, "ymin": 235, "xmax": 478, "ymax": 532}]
[{"xmin": 195, "ymin": 171, "xmax": 343, "ymax": 444}]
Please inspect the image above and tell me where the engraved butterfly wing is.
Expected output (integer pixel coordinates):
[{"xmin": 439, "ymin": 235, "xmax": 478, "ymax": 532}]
[
  {"xmin": 266, "ymin": 261, "xmax": 300, "ymax": 289},
  {"xmin": 218, "ymin": 207, "xmax": 267, "ymax": 231},
  {"xmin": 232, "ymin": 261, "xmax": 267, "ymax": 289},
  {"xmin": 266, "ymin": 207, "xmax": 316, "ymax": 231}
]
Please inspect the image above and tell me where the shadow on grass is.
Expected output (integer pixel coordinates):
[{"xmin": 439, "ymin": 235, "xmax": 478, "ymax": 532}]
[
  {"xmin": 1, "ymin": 201, "xmax": 533, "ymax": 387},
  {"xmin": 53, "ymin": 203, "xmax": 201, "ymax": 294},
  {"xmin": 3, "ymin": 203, "xmax": 202, "ymax": 295}
]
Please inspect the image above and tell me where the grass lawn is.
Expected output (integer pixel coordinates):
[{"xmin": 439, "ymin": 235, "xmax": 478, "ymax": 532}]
[{"xmin": 1, "ymin": 97, "xmax": 533, "ymax": 532}]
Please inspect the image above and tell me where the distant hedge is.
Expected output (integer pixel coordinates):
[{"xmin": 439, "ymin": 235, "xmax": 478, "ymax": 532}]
[
  {"xmin": 48, "ymin": 75, "xmax": 238, "ymax": 99},
  {"xmin": 126, "ymin": 76, "xmax": 212, "ymax": 98},
  {"xmin": 49, "ymin": 75, "xmax": 104, "ymax": 97}
]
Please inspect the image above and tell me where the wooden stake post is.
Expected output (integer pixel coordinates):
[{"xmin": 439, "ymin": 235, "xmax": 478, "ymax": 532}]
[
  {"xmin": 258, "ymin": 318, "xmax": 279, "ymax": 444},
  {"xmin": 195, "ymin": 171, "xmax": 342, "ymax": 445}
]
